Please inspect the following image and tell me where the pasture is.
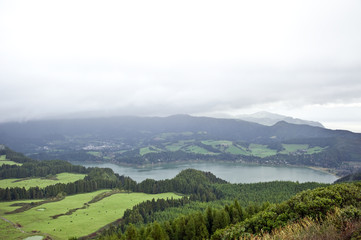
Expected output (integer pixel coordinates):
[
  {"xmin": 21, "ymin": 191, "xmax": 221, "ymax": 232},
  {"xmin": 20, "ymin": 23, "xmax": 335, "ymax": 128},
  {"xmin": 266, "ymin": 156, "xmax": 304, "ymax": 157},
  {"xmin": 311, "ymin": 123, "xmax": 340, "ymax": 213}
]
[
  {"xmin": 140, "ymin": 146, "xmax": 163, "ymax": 155},
  {"xmin": 183, "ymin": 145, "xmax": 217, "ymax": 155},
  {"xmin": 280, "ymin": 144, "xmax": 309, "ymax": 154},
  {"xmin": 248, "ymin": 144, "xmax": 278, "ymax": 158},
  {"xmin": 0, "ymin": 173, "xmax": 87, "ymax": 189},
  {"xmin": 225, "ymin": 144, "xmax": 251, "ymax": 155},
  {"xmin": 202, "ymin": 140, "xmax": 251, "ymax": 155},
  {"xmin": 0, "ymin": 155, "xmax": 22, "ymax": 166},
  {"xmin": 280, "ymin": 144, "xmax": 327, "ymax": 155},
  {"xmin": 164, "ymin": 140, "xmax": 194, "ymax": 151},
  {"xmin": 0, "ymin": 190, "xmax": 181, "ymax": 240}
]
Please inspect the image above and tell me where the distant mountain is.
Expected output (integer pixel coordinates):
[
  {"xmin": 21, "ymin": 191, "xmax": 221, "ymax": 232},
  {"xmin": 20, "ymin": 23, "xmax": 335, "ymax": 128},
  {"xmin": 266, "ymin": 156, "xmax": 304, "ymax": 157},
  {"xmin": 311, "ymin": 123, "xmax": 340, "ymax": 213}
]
[
  {"xmin": 238, "ymin": 111, "xmax": 324, "ymax": 128},
  {"xmin": 0, "ymin": 114, "xmax": 360, "ymax": 175}
]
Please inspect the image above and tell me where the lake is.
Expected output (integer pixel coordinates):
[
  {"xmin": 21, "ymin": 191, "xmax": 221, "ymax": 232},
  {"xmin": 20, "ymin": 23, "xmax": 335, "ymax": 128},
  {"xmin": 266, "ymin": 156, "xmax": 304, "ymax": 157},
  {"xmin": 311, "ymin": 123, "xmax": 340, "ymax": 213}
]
[{"xmin": 75, "ymin": 161, "xmax": 338, "ymax": 183}]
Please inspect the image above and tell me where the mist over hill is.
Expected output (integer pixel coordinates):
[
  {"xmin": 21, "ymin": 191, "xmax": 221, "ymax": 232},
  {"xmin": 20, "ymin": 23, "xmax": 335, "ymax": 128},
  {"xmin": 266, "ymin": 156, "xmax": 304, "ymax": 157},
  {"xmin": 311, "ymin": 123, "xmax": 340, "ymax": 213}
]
[
  {"xmin": 0, "ymin": 115, "xmax": 360, "ymax": 175},
  {"xmin": 237, "ymin": 111, "xmax": 324, "ymax": 128}
]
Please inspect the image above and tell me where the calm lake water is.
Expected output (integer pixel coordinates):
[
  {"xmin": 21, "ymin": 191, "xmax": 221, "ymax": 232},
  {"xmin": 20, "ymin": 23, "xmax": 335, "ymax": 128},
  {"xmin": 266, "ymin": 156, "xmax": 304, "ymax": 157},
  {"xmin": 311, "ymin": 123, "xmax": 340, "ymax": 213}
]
[{"xmin": 75, "ymin": 161, "xmax": 338, "ymax": 184}]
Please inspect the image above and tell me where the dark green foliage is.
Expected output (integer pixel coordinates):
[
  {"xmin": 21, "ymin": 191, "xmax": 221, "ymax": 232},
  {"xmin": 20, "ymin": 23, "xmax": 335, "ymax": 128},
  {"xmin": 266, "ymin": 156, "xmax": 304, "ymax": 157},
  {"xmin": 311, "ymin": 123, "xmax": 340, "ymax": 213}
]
[
  {"xmin": 122, "ymin": 197, "xmax": 191, "ymax": 226},
  {"xmin": 0, "ymin": 146, "xmax": 88, "ymax": 179},
  {"xmin": 0, "ymin": 166, "xmax": 134, "ymax": 201},
  {"xmin": 0, "ymin": 146, "xmax": 33, "ymax": 163},
  {"xmin": 214, "ymin": 182, "xmax": 361, "ymax": 239},
  {"xmin": 216, "ymin": 181, "xmax": 328, "ymax": 205},
  {"xmin": 135, "ymin": 169, "xmax": 225, "ymax": 201},
  {"xmin": 97, "ymin": 182, "xmax": 359, "ymax": 240}
]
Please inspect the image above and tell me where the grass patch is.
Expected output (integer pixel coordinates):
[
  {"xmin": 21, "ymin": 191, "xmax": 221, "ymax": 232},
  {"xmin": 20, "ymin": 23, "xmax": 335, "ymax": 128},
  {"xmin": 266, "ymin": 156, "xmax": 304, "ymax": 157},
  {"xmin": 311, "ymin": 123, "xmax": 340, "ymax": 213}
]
[
  {"xmin": 183, "ymin": 145, "xmax": 217, "ymax": 155},
  {"xmin": 87, "ymin": 151, "xmax": 102, "ymax": 157},
  {"xmin": 0, "ymin": 173, "xmax": 86, "ymax": 189},
  {"xmin": 249, "ymin": 144, "xmax": 278, "ymax": 158},
  {"xmin": 280, "ymin": 144, "xmax": 309, "ymax": 154},
  {"xmin": 0, "ymin": 191, "xmax": 181, "ymax": 240},
  {"xmin": 279, "ymin": 144, "xmax": 327, "ymax": 155},
  {"xmin": 201, "ymin": 140, "xmax": 251, "ymax": 155},
  {"xmin": 202, "ymin": 140, "xmax": 231, "ymax": 152},
  {"xmin": 306, "ymin": 146, "xmax": 327, "ymax": 154},
  {"xmin": 0, "ymin": 155, "xmax": 22, "ymax": 166},
  {"xmin": 164, "ymin": 140, "xmax": 194, "ymax": 152},
  {"xmin": 225, "ymin": 144, "xmax": 251, "ymax": 155},
  {"xmin": 140, "ymin": 146, "xmax": 163, "ymax": 156},
  {"xmin": 0, "ymin": 217, "xmax": 45, "ymax": 240},
  {"xmin": 202, "ymin": 140, "xmax": 233, "ymax": 147}
]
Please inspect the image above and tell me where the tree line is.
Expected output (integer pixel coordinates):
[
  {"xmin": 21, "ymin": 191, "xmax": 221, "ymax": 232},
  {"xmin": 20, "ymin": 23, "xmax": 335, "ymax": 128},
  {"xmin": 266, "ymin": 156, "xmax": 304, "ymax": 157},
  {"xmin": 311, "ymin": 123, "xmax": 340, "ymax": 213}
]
[{"xmin": 97, "ymin": 182, "xmax": 361, "ymax": 240}]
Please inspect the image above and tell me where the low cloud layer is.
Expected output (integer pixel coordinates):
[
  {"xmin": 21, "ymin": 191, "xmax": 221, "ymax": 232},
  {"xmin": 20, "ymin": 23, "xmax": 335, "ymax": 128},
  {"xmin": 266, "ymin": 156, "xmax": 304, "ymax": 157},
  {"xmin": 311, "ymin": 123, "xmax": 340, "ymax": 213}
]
[{"xmin": 1, "ymin": 0, "xmax": 361, "ymax": 132}]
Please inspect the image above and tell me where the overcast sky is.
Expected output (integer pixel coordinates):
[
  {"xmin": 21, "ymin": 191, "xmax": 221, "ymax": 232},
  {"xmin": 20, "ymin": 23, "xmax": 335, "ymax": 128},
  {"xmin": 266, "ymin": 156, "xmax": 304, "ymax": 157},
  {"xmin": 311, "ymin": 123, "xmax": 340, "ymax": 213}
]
[{"xmin": 1, "ymin": 0, "xmax": 361, "ymax": 132}]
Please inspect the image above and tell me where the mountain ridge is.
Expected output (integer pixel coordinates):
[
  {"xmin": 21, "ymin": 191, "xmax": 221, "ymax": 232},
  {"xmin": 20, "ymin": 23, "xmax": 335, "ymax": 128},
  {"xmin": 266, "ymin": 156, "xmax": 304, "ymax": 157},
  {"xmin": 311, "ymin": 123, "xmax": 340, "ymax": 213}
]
[
  {"xmin": 238, "ymin": 111, "xmax": 324, "ymax": 128},
  {"xmin": 0, "ymin": 114, "xmax": 360, "ymax": 175}
]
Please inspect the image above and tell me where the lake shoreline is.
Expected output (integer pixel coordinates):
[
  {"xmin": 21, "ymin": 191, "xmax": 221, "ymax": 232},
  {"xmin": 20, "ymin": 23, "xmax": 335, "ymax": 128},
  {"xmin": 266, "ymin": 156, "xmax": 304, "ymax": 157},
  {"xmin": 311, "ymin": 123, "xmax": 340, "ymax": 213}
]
[
  {"xmin": 72, "ymin": 159, "xmax": 338, "ymax": 184},
  {"xmin": 72, "ymin": 158, "xmax": 340, "ymax": 177}
]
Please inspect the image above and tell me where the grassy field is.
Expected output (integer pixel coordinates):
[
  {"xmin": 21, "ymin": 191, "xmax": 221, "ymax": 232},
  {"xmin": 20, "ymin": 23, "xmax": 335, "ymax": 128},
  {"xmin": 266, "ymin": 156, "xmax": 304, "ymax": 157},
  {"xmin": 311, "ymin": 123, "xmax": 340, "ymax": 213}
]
[
  {"xmin": 183, "ymin": 145, "xmax": 217, "ymax": 155},
  {"xmin": 139, "ymin": 146, "xmax": 163, "ymax": 156},
  {"xmin": 0, "ymin": 173, "xmax": 86, "ymax": 189},
  {"xmin": 202, "ymin": 140, "xmax": 251, "ymax": 155},
  {"xmin": 87, "ymin": 151, "xmax": 102, "ymax": 157},
  {"xmin": 280, "ymin": 144, "xmax": 309, "ymax": 154},
  {"xmin": 280, "ymin": 144, "xmax": 326, "ymax": 155},
  {"xmin": 225, "ymin": 144, "xmax": 251, "ymax": 155},
  {"xmin": 161, "ymin": 141, "xmax": 327, "ymax": 158},
  {"xmin": 0, "ymin": 155, "xmax": 22, "ymax": 166},
  {"xmin": 0, "ymin": 217, "xmax": 37, "ymax": 240},
  {"xmin": 249, "ymin": 144, "xmax": 278, "ymax": 158},
  {"xmin": 0, "ymin": 190, "xmax": 181, "ymax": 240},
  {"xmin": 202, "ymin": 140, "xmax": 232, "ymax": 148},
  {"xmin": 306, "ymin": 146, "xmax": 327, "ymax": 154},
  {"xmin": 164, "ymin": 140, "xmax": 194, "ymax": 151}
]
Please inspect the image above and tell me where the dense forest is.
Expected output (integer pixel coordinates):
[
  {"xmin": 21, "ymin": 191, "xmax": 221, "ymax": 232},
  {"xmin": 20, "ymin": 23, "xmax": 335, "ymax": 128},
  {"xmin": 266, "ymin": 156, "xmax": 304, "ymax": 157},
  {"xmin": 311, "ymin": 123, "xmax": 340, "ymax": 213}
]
[
  {"xmin": 1, "ymin": 146, "xmax": 361, "ymax": 239},
  {"xmin": 97, "ymin": 182, "xmax": 361, "ymax": 240}
]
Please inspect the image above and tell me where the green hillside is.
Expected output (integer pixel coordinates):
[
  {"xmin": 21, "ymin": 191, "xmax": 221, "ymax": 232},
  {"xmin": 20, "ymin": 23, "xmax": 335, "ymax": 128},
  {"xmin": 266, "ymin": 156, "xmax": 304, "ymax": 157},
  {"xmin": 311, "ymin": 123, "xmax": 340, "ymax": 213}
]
[
  {"xmin": 1, "ymin": 115, "xmax": 361, "ymax": 175},
  {"xmin": 1, "ymin": 147, "xmax": 360, "ymax": 240}
]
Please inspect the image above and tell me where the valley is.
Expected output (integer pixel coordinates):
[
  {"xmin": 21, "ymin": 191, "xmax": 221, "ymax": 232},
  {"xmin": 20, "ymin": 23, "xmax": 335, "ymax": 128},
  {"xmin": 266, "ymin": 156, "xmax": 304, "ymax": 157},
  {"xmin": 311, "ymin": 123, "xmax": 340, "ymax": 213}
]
[
  {"xmin": 1, "ymin": 115, "xmax": 360, "ymax": 176},
  {"xmin": 0, "ymin": 115, "xmax": 361, "ymax": 239},
  {"xmin": 0, "ymin": 146, "xmax": 360, "ymax": 239}
]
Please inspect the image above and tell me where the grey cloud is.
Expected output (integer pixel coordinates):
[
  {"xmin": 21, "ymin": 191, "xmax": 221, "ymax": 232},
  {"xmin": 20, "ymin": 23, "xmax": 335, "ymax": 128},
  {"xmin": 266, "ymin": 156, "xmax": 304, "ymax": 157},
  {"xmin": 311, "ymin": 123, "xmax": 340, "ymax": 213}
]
[{"xmin": 0, "ymin": 1, "xmax": 361, "ymax": 132}]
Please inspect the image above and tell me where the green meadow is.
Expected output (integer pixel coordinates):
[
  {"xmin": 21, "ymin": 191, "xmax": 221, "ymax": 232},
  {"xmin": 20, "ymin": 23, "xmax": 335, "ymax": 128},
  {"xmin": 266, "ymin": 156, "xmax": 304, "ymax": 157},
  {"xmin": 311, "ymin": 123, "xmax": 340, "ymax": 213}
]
[
  {"xmin": 0, "ymin": 173, "xmax": 86, "ymax": 189},
  {"xmin": 202, "ymin": 140, "xmax": 233, "ymax": 147},
  {"xmin": 183, "ymin": 145, "xmax": 216, "ymax": 155},
  {"xmin": 248, "ymin": 144, "xmax": 278, "ymax": 158},
  {"xmin": 0, "ymin": 190, "xmax": 181, "ymax": 240},
  {"xmin": 280, "ymin": 144, "xmax": 327, "ymax": 155},
  {"xmin": 0, "ymin": 217, "xmax": 36, "ymax": 240},
  {"xmin": 202, "ymin": 140, "xmax": 251, "ymax": 155},
  {"xmin": 0, "ymin": 155, "xmax": 22, "ymax": 166},
  {"xmin": 140, "ymin": 146, "xmax": 163, "ymax": 155},
  {"xmin": 306, "ymin": 146, "xmax": 327, "ymax": 154},
  {"xmin": 280, "ymin": 144, "xmax": 309, "ymax": 154},
  {"xmin": 87, "ymin": 151, "xmax": 102, "ymax": 157},
  {"xmin": 225, "ymin": 144, "xmax": 251, "ymax": 155},
  {"xmin": 164, "ymin": 140, "xmax": 194, "ymax": 151}
]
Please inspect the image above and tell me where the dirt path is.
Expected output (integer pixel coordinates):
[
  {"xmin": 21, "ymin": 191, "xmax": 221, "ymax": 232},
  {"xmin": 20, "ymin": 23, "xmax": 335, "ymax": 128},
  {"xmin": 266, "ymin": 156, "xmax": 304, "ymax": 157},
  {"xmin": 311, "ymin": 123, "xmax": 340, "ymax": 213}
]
[{"xmin": 0, "ymin": 216, "xmax": 26, "ymax": 233}]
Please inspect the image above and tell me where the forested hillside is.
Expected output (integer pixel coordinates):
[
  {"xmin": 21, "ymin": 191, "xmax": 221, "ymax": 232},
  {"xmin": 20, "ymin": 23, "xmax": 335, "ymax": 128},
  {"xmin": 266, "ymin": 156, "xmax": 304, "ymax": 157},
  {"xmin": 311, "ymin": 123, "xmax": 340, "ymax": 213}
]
[
  {"xmin": 0, "ymin": 147, "xmax": 336, "ymax": 239},
  {"xmin": 97, "ymin": 182, "xmax": 361, "ymax": 240},
  {"xmin": 1, "ymin": 114, "xmax": 361, "ymax": 175}
]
